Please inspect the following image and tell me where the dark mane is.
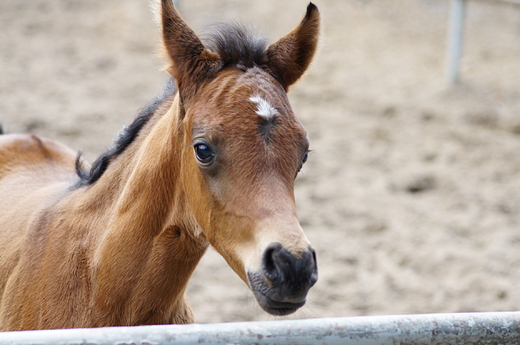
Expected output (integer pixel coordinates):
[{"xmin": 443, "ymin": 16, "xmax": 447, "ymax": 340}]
[
  {"xmin": 203, "ymin": 23, "xmax": 269, "ymax": 68},
  {"xmin": 75, "ymin": 78, "xmax": 176, "ymax": 186}
]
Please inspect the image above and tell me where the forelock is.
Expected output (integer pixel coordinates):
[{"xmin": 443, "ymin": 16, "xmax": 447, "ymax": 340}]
[{"xmin": 202, "ymin": 22, "xmax": 269, "ymax": 68}]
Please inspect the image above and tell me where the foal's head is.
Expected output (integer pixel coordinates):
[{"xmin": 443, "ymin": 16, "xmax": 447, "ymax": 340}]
[{"xmin": 160, "ymin": 0, "xmax": 319, "ymax": 315}]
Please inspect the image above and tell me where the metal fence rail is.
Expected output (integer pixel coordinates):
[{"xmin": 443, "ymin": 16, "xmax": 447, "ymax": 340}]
[
  {"xmin": 446, "ymin": 0, "xmax": 520, "ymax": 84},
  {"xmin": 447, "ymin": 0, "xmax": 466, "ymax": 84},
  {"xmin": 0, "ymin": 312, "xmax": 518, "ymax": 345}
]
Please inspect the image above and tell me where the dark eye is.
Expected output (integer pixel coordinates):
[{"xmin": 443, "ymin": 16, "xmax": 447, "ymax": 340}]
[
  {"xmin": 297, "ymin": 151, "xmax": 309, "ymax": 175},
  {"xmin": 194, "ymin": 143, "xmax": 215, "ymax": 165},
  {"xmin": 302, "ymin": 152, "xmax": 309, "ymax": 165}
]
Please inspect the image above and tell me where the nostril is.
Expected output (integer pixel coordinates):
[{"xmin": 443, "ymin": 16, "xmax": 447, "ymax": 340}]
[
  {"xmin": 262, "ymin": 243, "xmax": 318, "ymax": 288},
  {"xmin": 310, "ymin": 273, "xmax": 318, "ymax": 285},
  {"xmin": 262, "ymin": 243, "xmax": 282, "ymax": 283},
  {"xmin": 310, "ymin": 247, "xmax": 318, "ymax": 286},
  {"xmin": 256, "ymin": 243, "xmax": 318, "ymax": 306}
]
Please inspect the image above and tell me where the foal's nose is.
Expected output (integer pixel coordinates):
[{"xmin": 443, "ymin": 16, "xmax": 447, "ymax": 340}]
[{"xmin": 262, "ymin": 242, "xmax": 318, "ymax": 302}]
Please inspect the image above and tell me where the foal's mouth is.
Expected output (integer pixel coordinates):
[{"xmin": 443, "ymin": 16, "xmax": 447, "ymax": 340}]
[{"xmin": 251, "ymin": 288, "xmax": 307, "ymax": 316}]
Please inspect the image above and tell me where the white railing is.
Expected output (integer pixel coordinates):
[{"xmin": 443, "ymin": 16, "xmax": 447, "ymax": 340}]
[
  {"xmin": 446, "ymin": 0, "xmax": 520, "ymax": 84},
  {"xmin": 0, "ymin": 312, "xmax": 518, "ymax": 344},
  {"xmin": 446, "ymin": 0, "xmax": 466, "ymax": 84}
]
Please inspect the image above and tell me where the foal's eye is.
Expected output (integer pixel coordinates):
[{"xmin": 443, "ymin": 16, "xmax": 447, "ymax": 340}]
[
  {"xmin": 302, "ymin": 152, "xmax": 309, "ymax": 165},
  {"xmin": 297, "ymin": 151, "xmax": 310, "ymax": 175},
  {"xmin": 194, "ymin": 143, "xmax": 215, "ymax": 165}
]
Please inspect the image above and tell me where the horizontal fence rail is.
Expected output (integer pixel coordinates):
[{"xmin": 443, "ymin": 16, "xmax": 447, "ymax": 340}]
[{"xmin": 0, "ymin": 312, "xmax": 519, "ymax": 345}]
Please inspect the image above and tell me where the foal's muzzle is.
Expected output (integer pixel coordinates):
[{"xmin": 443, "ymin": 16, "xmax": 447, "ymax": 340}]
[{"xmin": 248, "ymin": 242, "xmax": 318, "ymax": 315}]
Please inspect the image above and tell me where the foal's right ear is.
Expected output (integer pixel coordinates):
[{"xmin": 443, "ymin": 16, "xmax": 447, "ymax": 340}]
[{"xmin": 158, "ymin": 0, "xmax": 221, "ymax": 98}]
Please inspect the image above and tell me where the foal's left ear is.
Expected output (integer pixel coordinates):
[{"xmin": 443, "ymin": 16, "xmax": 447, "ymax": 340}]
[{"xmin": 266, "ymin": 3, "xmax": 320, "ymax": 90}]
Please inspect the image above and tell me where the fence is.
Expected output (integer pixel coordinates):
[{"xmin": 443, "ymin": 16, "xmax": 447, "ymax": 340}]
[
  {"xmin": 0, "ymin": 311, "xmax": 518, "ymax": 345},
  {"xmin": 446, "ymin": 0, "xmax": 520, "ymax": 84}
]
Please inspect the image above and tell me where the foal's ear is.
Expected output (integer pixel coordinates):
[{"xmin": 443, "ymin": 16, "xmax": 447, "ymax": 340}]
[
  {"xmin": 266, "ymin": 3, "xmax": 320, "ymax": 90},
  {"xmin": 158, "ymin": 0, "xmax": 221, "ymax": 97}
]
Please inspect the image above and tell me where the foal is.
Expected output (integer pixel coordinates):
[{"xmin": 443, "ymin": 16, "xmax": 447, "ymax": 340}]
[{"xmin": 0, "ymin": 0, "xmax": 319, "ymax": 330}]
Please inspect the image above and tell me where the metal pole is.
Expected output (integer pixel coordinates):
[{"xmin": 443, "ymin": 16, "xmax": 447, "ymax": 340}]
[
  {"xmin": 447, "ymin": 0, "xmax": 466, "ymax": 84},
  {"xmin": 0, "ymin": 312, "xmax": 519, "ymax": 345}
]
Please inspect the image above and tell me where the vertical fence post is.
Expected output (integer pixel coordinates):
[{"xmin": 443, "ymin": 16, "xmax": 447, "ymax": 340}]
[{"xmin": 447, "ymin": 0, "xmax": 466, "ymax": 84}]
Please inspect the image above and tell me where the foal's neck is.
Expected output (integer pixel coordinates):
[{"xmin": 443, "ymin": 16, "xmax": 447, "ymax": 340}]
[
  {"xmin": 95, "ymin": 94, "xmax": 192, "ymax": 234},
  {"xmin": 90, "ymin": 94, "xmax": 208, "ymax": 326}
]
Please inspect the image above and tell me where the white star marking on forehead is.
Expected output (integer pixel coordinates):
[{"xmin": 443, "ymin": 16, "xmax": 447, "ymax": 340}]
[{"xmin": 249, "ymin": 95, "xmax": 278, "ymax": 120}]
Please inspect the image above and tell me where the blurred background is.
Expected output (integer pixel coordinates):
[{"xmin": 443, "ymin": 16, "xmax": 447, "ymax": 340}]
[{"xmin": 1, "ymin": 0, "xmax": 520, "ymax": 323}]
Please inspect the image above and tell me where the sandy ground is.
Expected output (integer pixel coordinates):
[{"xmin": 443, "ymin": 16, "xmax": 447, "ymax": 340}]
[{"xmin": 1, "ymin": 0, "xmax": 520, "ymax": 324}]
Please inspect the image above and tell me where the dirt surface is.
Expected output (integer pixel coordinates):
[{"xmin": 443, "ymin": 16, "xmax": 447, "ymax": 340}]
[{"xmin": 2, "ymin": 0, "xmax": 520, "ymax": 323}]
